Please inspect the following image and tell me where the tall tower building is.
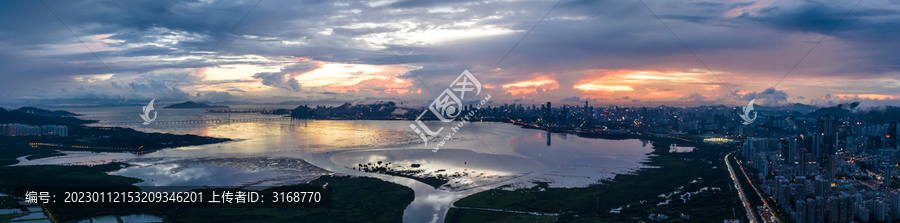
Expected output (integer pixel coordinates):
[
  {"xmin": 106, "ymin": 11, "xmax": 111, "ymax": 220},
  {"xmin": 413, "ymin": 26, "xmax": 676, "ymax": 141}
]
[
  {"xmin": 806, "ymin": 198, "xmax": 817, "ymax": 223},
  {"xmin": 795, "ymin": 199, "xmax": 807, "ymax": 223},
  {"xmin": 817, "ymin": 114, "xmax": 838, "ymax": 136},
  {"xmin": 544, "ymin": 102, "xmax": 552, "ymax": 123},
  {"xmin": 875, "ymin": 200, "xmax": 888, "ymax": 222},
  {"xmin": 826, "ymin": 154, "xmax": 837, "ymax": 184},
  {"xmin": 784, "ymin": 137, "xmax": 797, "ymax": 165},
  {"xmin": 798, "ymin": 136, "xmax": 809, "ymax": 176},
  {"xmin": 816, "ymin": 196, "xmax": 826, "ymax": 223},
  {"xmin": 891, "ymin": 191, "xmax": 900, "ymax": 214},
  {"xmin": 885, "ymin": 166, "xmax": 894, "ymax": 188},
  {"xmin": 838, "ymin": 193, "xmax": 850, "ymax": 223},
  {"xmin": 828, "ymin": 195, "xmax": 839, "ymax": 223},
  {"xmin": 541, "ymin": 103, "xmax": 547, "ymax": 123},
  {"xmin": 815, "ymin": 177, "xmax": 831, "ymax": 197},
  {"xmin": 889, "ymin": 121, "xmax": 897, "ymax": 149}
]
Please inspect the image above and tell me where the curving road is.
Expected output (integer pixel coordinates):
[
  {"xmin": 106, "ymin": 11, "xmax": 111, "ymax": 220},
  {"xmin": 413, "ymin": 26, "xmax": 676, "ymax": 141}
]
[
  {"xmin": 725, "ymin": 151, "xmax": 760, "ymax": 223},
  {"xmin": 734, "ymin": 153, "xmax": 779, "ymax": 223}
]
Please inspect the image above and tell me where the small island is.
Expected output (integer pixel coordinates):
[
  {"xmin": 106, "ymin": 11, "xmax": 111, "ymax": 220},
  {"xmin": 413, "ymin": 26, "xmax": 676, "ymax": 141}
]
[
  {"xmin": 350, "ymin": 161, "xmax": 449, "ymax": 188},
  {"xmin": 164, "ymin": 101, "xmax": 229, "ymax": 109}
]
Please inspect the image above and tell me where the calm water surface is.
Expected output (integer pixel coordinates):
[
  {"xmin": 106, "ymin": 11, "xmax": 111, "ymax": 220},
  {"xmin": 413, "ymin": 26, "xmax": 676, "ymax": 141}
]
[{"xmin": 17, "ymin": 106, "xmax": 667, "ymax": 223}]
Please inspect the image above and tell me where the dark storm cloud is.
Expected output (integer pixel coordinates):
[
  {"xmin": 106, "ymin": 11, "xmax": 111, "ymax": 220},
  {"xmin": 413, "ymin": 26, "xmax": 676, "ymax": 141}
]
[
  {"xmin": 383, "ymin": 0, "xmax": 481, "ymax": 9},
  {"xmin": 196, "ymin": 91, "xmax": 234, "ymax": 103},
  {"xmin": 743, "ymin": 0, "xmax": 900, "ymax": 73},
  {"xmin": 0, "ymin": 0, "xmax": 334, "ymax": 78},
  {"xmin": 746, "ymin": 1, "xmax": 899, "ymax": 39},
  {"xmin": 2, "ymin": 0, "xmax": 760, "ymax": 92},
  {"xmin": 738, "ymin": 87, "xmax": 789, "ymax": 106},
  {"xmin": 251, "ymin": 61, "xmax": 318, "ymax": 91},
  {"xmin": 561, "ymin": 96, "xmax": 582, "ymax": 102},
  {"xmin": 682, "ymin": 93, "xmax": 707, "ymax": 102},
  {"xmin": 513, "ymin": 98, "xmax": 535, "ymax": 103},
  {"xmin": 332, "ymin": 27, "xmax": 402, "ymax": 38}
]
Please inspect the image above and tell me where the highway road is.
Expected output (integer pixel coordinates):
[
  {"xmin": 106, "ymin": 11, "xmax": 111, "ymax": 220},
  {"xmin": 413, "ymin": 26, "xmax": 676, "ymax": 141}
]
[
  {"xmin": 735, "ymin": 154, "xmax": 779, "ymax": 223},
  {"xmin": 726, "ymin": 151, "xmax": 760, "ymax": 223}
]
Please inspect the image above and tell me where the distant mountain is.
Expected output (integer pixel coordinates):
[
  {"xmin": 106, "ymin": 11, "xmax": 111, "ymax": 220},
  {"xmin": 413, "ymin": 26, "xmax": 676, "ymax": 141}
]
[
  {"xmin": 857, "ymin": 106, "xmax": 900, "ymax": 124},
  {"xmin": 291, "ymin": 101, "xmax": 399, "ymax": 119},
  {"xmin": 14, "ymin": 107, "xmax": 83, "ymax": 117},
  {"xmin": 755, "ymin": 103, "xmax": 820, "ymax": 114},
  {"xmin": 164, "ymin": 101, "xmax": 229, "ymax": 109},
  {"xmin": 195, "ymin": 100, "xmax": 240, "ymax": 105},
  {"xmin": 806, "ymin": 106, "xmax": 853, "ymax": 119},
  {"xmin": 0, "ymin": 107, "xmax": 95, "ymax": 126},
  {"xmin": 274, "ymin": 100, "xmax": 308, "ymax": 105},
  {"xmin": 692, "ymin": 105, "xmax": 731, "ymax": 110},
  {"xmin": 690, "ymin": 103, "xmax": 820, "ymax": 114},
  {"xmin": 801, "ymin": 102, "xmax": 900, "ymax": 124}
]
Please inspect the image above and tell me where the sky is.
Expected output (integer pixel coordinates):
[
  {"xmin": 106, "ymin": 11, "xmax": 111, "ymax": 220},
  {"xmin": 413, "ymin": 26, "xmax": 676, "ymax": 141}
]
[{"xmin": 1, "ymin": 0, "xmax": 899, "ymax": 109}]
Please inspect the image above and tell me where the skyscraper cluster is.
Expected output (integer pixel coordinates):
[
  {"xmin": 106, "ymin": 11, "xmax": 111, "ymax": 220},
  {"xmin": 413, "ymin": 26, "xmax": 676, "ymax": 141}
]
[{"xmin": 741, "ymin": 115, "xmax": 900, "ymax": 222}]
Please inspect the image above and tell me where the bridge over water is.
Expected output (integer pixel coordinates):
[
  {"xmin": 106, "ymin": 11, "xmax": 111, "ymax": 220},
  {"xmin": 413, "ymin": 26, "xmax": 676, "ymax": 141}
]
[{"xmin": 96, "ymin": 117, "xmax": 294, "ymax": 125}]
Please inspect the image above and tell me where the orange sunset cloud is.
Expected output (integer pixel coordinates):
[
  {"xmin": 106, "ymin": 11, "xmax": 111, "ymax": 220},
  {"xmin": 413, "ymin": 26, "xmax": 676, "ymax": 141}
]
[
  {"xmin": 501, "ymin": 75, "xmax": 559, "ymax": 96},
  {"xmin": 574, "ymin": 69, "xmax": 720, "ymax": 100},
  {"xmin": 325, "ymin": 76, "xmax": 415, "ymax": 95}
]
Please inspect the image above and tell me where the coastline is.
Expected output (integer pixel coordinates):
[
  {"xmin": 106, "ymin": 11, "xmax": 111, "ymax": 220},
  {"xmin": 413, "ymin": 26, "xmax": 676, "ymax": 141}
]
[
  {"xmin": 447, "ymin": 129, "xmax": 741, "ymax": 222},
  {"xmin": 3, "ymin": 110, "xmax": 740, "ymax": 222}
]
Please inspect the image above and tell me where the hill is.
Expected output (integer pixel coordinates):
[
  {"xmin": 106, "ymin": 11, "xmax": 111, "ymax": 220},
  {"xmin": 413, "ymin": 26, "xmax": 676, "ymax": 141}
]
[
  {"xmin": 163, "ymin": 101, "xmax": 229, "ymax": 109},
  {"xmin": 0, "ymin": 108, "xmax": 94, "ymax": 126}
]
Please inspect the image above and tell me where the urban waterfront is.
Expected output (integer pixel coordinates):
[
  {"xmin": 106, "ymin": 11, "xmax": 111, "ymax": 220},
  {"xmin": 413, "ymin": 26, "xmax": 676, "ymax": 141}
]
[{"xmin": 11, "ymin": 106, "xmax": 666, "ymax": 222}]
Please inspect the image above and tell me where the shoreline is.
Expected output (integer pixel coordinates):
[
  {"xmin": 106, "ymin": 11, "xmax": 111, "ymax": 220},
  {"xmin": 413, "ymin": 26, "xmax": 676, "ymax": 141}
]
[
  {"xmin": 5, "ymin": 116, "xmax": 738, "ymax": 222},
  {"xmin": 447, "ymin": 127, "xmax": 740, "ymax": 222}
]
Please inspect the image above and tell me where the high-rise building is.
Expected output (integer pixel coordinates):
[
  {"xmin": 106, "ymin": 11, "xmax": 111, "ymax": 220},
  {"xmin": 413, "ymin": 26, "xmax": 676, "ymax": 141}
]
[
  {"xmin": 816, "ymin": 196, "xmax": 826, "ymax": 223},
  {"xmin": 540, "ymin": 103, "xmax": 547, "ymax": 122},
  {"xmin": 817, "ymin": 114, "xmax": 838, "ymax": 136},
  {"xmin": 785, "ymin": 137, "xmax": 798, "ymax": 165},
  {"xmin": 776, "ymin": 177, "xmax": 789, "ymax": 204},
  {"xmin": 889, "ymin": 121, "xmax": 897, "ymax": 149},
  {"xmin": 826, "ymin": 154, "xmax": 837, "ymax": 184},
  {"xmin": 807, "ymin": 198, "xmax": 818, "ymax": 223},
  {"xmin": 891, "ymin": 191, "xmax": 900, "ymax": 214},
  {"xmin": 795, "ymin": 199, "xmax": 807, "ymax": 223},
  {"xmin": 857, "ymin": 203, "xmax": 870, "ymax": 222},
  {"xmin": 798, "ymin": 147, "xmax": 808, "ymax": 176},
  {"xmin": 885, "ymin": 166, "xmax": 894, "ymax": 188},
  {"xmin": 794, "ymin": 177, "xmax": 807, "ymax": 200},
  {"xmin": 815, "ymin": 177, "xmax": 831, "ymax": 197},
  {"xmin": 875, "ymin": 200, "xmax": 888, "ymax": 222},
  {"xmin": 853, "ymin": 193, "xmax": 863, "ymax": 219},
  {"xmin": 827, "ymin": 195, "xmax": 839, "ymax": 223},
  {"xmin": 838, "ymin": 193, "xmax": 850, "ymax": 223},
  {"xmin": 812, "ymin": 134, "xmax": 826, "ymax": 164},
  {"xmin": 542, "ymin": 102, "xmax": 552, "ymax": 123}
]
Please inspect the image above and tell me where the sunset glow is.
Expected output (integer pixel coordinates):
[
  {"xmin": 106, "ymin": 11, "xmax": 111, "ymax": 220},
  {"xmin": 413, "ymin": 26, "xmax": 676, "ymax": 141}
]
[
  {"xmin": 573, "ymin": 83, "xmax": 634, "ymax": 92},
  {"xmin": 0, "ymin": 0, "xmax": 895, "ymax": 108},
  {"xmin": 501, "ymin": 76, "xmax": 559, "ymax": 96}
]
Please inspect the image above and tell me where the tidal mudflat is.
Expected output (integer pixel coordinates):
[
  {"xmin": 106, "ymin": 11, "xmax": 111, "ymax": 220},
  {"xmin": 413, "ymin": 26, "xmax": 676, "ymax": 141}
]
[
  {"xmin": 17, "ymin": 107, "xmax": 665, "ymax": 222},
  {"xmin": 333, "ymin": 148, "xmax": 539, "ymax": 191}
]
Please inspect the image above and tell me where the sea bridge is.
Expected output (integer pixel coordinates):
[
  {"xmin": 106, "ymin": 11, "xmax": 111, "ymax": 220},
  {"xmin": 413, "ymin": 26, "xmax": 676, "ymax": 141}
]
[{"xmin": 97, "ymin": 117, "xmax": 294, "ymax": 125}]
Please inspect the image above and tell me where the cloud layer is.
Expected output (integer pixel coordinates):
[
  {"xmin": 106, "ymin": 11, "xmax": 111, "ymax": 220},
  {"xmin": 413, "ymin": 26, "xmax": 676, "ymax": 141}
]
[{"xmin": 0, "ymin": 0, "xmax": 898, "ymax": 108}]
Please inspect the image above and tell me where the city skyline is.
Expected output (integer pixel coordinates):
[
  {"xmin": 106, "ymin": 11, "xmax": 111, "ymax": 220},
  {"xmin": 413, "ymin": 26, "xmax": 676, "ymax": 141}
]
[{"xmin": 1, "ymin": 0, "xmax": 899, "ymax": 109}]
